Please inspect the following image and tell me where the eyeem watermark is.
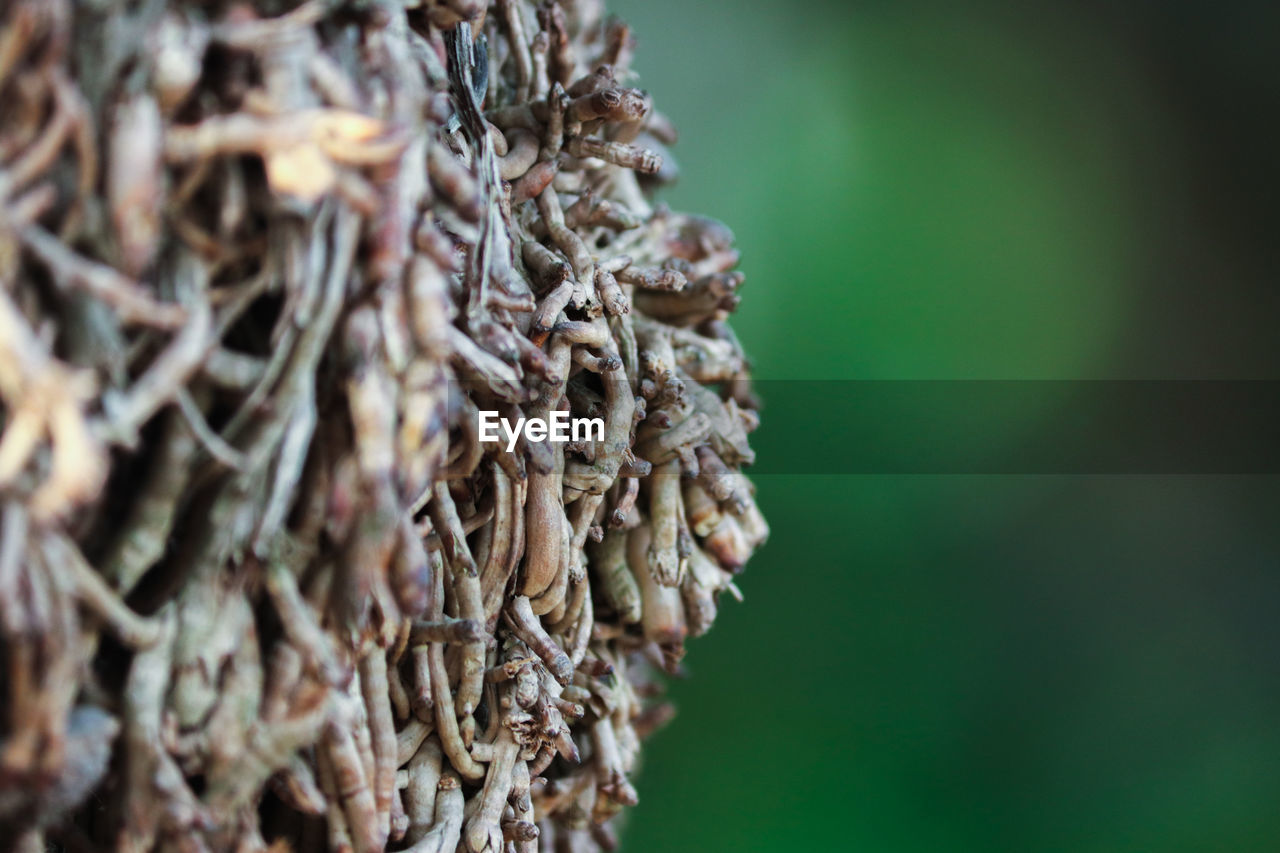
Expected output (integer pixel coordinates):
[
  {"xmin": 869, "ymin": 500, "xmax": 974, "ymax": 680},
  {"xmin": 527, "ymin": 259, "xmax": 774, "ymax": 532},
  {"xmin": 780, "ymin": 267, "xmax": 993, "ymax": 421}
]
[{"xmin": 478, "ymin": 411, "xmax": 604, "ymax": 452}]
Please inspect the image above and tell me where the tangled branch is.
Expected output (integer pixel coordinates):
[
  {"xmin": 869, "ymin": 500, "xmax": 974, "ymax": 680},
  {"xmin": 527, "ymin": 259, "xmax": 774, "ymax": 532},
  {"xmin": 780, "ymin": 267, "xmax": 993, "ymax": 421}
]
[{"xmin": 0, "ymin": 1, "xmax": 765, "ymax": 851}]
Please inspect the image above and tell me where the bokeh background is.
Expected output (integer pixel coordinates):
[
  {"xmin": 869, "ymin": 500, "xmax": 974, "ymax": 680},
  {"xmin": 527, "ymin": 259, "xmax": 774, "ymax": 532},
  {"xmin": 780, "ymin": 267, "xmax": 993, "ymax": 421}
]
[{"xmin": 608, "ymin": 0, "xmax": 1280, "ymax": 849}]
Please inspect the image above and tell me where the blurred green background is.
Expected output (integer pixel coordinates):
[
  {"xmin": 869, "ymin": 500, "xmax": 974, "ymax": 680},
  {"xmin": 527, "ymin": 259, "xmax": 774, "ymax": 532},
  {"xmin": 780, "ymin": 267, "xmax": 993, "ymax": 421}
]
[{"xmin": 608, "ymin": 0, "xmax": 1280, "ymax": 850}]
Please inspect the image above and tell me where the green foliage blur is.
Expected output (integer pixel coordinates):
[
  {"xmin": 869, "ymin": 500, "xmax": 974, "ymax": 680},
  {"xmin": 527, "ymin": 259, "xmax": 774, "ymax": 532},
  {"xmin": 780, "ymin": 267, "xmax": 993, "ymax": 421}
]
[{"xmin": 609, "ymin": 0, "xmax": 1280, "ymax": 850}]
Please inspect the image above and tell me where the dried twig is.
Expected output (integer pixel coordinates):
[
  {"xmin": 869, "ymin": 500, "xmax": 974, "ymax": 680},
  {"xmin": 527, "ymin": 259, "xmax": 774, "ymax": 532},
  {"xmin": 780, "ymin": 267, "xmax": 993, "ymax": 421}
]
[{"xmin": 0, "ymin": 1, "xmax": 764, "ymax": 850}]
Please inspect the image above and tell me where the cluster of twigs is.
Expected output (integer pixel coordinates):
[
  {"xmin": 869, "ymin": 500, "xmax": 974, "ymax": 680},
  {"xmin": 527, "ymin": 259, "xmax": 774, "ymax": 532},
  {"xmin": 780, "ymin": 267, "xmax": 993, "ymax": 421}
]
[{"xmin": 0, "ymin": 0, "xmax": 764, "ymax": 851}]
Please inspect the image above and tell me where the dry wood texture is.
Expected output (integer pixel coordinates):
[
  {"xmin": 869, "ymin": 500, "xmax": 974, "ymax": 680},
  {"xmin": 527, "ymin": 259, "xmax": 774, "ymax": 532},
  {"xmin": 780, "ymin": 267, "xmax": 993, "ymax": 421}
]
[{"xmin": 0, "ymin": 1, "xmax": 765, "ymax": 850}]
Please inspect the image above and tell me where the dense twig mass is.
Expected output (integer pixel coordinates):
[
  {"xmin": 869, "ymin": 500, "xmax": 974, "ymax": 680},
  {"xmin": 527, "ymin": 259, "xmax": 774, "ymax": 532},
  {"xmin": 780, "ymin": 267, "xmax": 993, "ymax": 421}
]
[{"xmin": 0, "ymin": 1, "xmax": 765, "ymax": 851}]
